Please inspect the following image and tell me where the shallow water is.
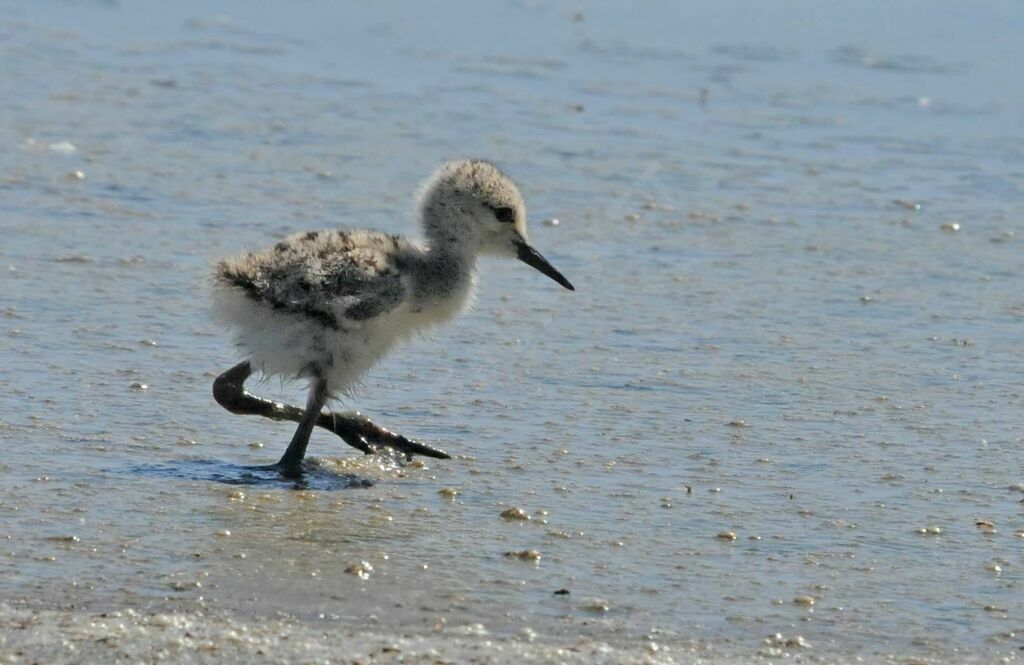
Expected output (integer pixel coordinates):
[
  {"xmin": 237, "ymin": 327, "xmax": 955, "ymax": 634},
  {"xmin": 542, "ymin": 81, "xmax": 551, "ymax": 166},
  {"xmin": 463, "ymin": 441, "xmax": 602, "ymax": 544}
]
[{"xmin": 2, "ymin": 0, "xmax": 1023, "ymax": 661}]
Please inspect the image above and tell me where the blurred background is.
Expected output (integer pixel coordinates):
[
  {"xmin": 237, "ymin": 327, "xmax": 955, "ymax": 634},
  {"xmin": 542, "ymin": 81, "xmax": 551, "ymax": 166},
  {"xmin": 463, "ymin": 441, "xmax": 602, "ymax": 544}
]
[{"xmin": 1, "ymin": 1, "xmax": 1022, "ymax": 661}]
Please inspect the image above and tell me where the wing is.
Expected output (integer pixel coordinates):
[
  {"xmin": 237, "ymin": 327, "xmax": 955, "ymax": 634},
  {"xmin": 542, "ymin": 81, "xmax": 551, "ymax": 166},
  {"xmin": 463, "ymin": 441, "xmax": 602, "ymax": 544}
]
[{"xmin": 215, "ymin": 229, "xmax": 408, "ymax": 331}]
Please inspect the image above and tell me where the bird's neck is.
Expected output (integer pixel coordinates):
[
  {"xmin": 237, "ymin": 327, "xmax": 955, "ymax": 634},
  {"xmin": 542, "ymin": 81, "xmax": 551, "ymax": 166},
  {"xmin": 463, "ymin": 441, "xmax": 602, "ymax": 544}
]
[{"xmin": 414, "ymin": 243, "xmax": 477, "ymax": 305}]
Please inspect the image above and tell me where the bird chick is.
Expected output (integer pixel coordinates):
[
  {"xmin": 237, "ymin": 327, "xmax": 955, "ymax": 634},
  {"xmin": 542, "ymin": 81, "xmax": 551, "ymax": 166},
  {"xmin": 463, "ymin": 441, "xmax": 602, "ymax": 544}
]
[{"xmin": 211, "ymin": 159, "xmax": 574, "ymax": 477}]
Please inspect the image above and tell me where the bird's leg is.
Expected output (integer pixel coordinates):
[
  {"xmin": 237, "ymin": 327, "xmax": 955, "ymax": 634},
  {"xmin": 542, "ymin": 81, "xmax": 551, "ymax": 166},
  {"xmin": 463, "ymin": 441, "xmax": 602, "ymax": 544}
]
[
  {"xmin": 212, "ymin": 361, "xmax": 289, "ymax": 418},
  {"xmin": 273, "ymin": 375, "xmax": 328, "ymax": 478},
  {"xmin": 212, "ymin": 361, "xmax": 451, "ymax": 460},
  {"xmin": 330, "ymin": 411, "xmax": 452, "ymax": 460}
]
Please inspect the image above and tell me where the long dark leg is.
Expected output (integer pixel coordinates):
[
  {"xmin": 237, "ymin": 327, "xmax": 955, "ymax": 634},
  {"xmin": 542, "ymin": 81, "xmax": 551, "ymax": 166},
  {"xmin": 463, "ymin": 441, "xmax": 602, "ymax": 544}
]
[
  {"xmin": 212, "ymin": 361, "xmax": 451, "ymax": 460},
  {"xmin": 274, "ymin": 376, "xmax": 328, "ymax": 477}
]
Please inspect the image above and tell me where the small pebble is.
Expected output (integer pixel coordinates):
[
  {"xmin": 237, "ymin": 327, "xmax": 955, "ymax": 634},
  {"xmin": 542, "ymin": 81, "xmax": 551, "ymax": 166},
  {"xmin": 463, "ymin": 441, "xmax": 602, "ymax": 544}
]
[
  {"xmin": 49, "ymin": 141, "xmax": 77, "ymax": 154},
  {"xmin": 976, "ymin": 520, "xmax": 997, "ymax": 534},
  {"xmin": 940, "ymin": 222, "xmax": 960, "ymax": 232},
  {"xmin": 500, "ymin": 507, "xmax": 530, "ymax": 521},
  {"xmin": 129, "ymin": 382, "xmax": 148, "ymax": 391},
  {"xmin": 579, "ymin": 597, "xmax": 610, "ymax": 613},
  {"xmin": 438, "ymin": 487, "xmax": 459, "ymax": 499},
  {"xmin": 504, "ymin": 549, "xmax": 541, "ymax": 561},
  {"xmin": 793, "ymin": 595, "xmax": 815, "ymax": 606},
  {"xmin": 344, "ymin": 561, "xmax": 373, "ymax": 579},
  {"xmin": 716, "ymin": 531, "xmax": 737, "ymax": 541}
]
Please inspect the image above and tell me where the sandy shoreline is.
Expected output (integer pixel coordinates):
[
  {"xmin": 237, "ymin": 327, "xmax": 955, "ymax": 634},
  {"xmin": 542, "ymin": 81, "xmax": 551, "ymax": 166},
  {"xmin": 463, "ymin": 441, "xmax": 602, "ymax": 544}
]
[
  {"xmin": 0, "ymin": 603, "xmax": 700, "ymax": 665},
  {"xmin": 4, "ymin": 603, "xmax": 1009, "ymax": 665}
]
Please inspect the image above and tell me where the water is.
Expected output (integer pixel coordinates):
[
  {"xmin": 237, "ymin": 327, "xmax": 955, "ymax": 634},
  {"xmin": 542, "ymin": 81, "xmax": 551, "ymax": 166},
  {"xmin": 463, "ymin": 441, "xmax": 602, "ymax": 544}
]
[{"xmin": 1, "ymin": 1, "xmax": 1023, "ymax": 661}]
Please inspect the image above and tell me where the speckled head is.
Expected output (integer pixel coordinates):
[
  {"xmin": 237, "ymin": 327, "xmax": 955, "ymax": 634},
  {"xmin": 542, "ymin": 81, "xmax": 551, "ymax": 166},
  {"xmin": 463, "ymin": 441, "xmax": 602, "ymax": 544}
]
[{"xmin": 419, "ymin": 159, "xmax": 574, "ymax": 290}]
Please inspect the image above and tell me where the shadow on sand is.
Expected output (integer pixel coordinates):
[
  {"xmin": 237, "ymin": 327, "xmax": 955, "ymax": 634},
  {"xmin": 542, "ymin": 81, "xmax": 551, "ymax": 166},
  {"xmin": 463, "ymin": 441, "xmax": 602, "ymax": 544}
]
[{"xmin": 130, "ymin": 459, "xmax": 375, "ymax": 491}]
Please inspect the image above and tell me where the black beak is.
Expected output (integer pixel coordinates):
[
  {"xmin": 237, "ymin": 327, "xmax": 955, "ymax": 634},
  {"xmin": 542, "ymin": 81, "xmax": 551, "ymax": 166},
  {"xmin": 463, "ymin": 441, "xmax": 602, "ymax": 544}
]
[{"xmin": 516, "ymin": 240, "xmax": 575, "ymax": 291}]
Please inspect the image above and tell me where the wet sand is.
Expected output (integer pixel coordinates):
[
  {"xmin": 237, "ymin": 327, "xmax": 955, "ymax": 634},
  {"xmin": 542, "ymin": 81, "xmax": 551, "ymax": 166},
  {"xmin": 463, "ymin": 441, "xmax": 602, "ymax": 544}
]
[
  {"xmin": 2, "ymin": 0, "xmax": 1023, "ymax": 662},
  {"xmin": 5, "ymin": 603, "xmax": 997, "ymax": 665},
  {"xmin": 1, "ymin": 604, "xmax": 673, "ymax": 665}
]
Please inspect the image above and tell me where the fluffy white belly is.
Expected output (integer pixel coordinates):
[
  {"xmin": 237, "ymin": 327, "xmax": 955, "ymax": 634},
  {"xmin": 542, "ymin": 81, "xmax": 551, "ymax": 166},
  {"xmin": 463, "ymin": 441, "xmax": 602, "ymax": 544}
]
[{"xmin": 212, "ymin": 280, "xmax": 474, "ymax": 395}]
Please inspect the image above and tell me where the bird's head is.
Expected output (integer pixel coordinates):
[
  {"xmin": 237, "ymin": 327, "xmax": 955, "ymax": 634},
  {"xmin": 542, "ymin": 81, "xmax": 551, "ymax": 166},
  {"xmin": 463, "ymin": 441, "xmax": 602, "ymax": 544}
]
[{"xmin": 419, "ymin": 159, "xmax": 574, "ymax": 290}]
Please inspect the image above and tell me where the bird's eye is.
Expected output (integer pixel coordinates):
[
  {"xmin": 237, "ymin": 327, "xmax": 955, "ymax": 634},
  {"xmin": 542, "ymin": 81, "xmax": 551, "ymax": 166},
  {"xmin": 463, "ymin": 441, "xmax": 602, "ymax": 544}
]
[{"xmin": 492, "ymin": 206, "xmax": 515, "ymax": 223}]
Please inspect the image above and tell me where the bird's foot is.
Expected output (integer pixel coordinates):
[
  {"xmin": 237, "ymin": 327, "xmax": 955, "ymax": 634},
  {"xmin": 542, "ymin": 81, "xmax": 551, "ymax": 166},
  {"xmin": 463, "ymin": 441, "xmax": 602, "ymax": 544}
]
[
  {"xmin": 342, "ymin": 414, "xmax": 452, "ymax": 461},
  {"xmin": 255, "ymin": 461, "xmax": 305, "ymax": 480}
]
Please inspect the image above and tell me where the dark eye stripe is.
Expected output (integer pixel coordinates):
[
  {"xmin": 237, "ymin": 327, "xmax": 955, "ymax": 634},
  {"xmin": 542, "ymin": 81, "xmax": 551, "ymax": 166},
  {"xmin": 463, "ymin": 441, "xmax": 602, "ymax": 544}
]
[{"xmin": 492, "ymin": 206, "xmax": 515, "ymax": 223}]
